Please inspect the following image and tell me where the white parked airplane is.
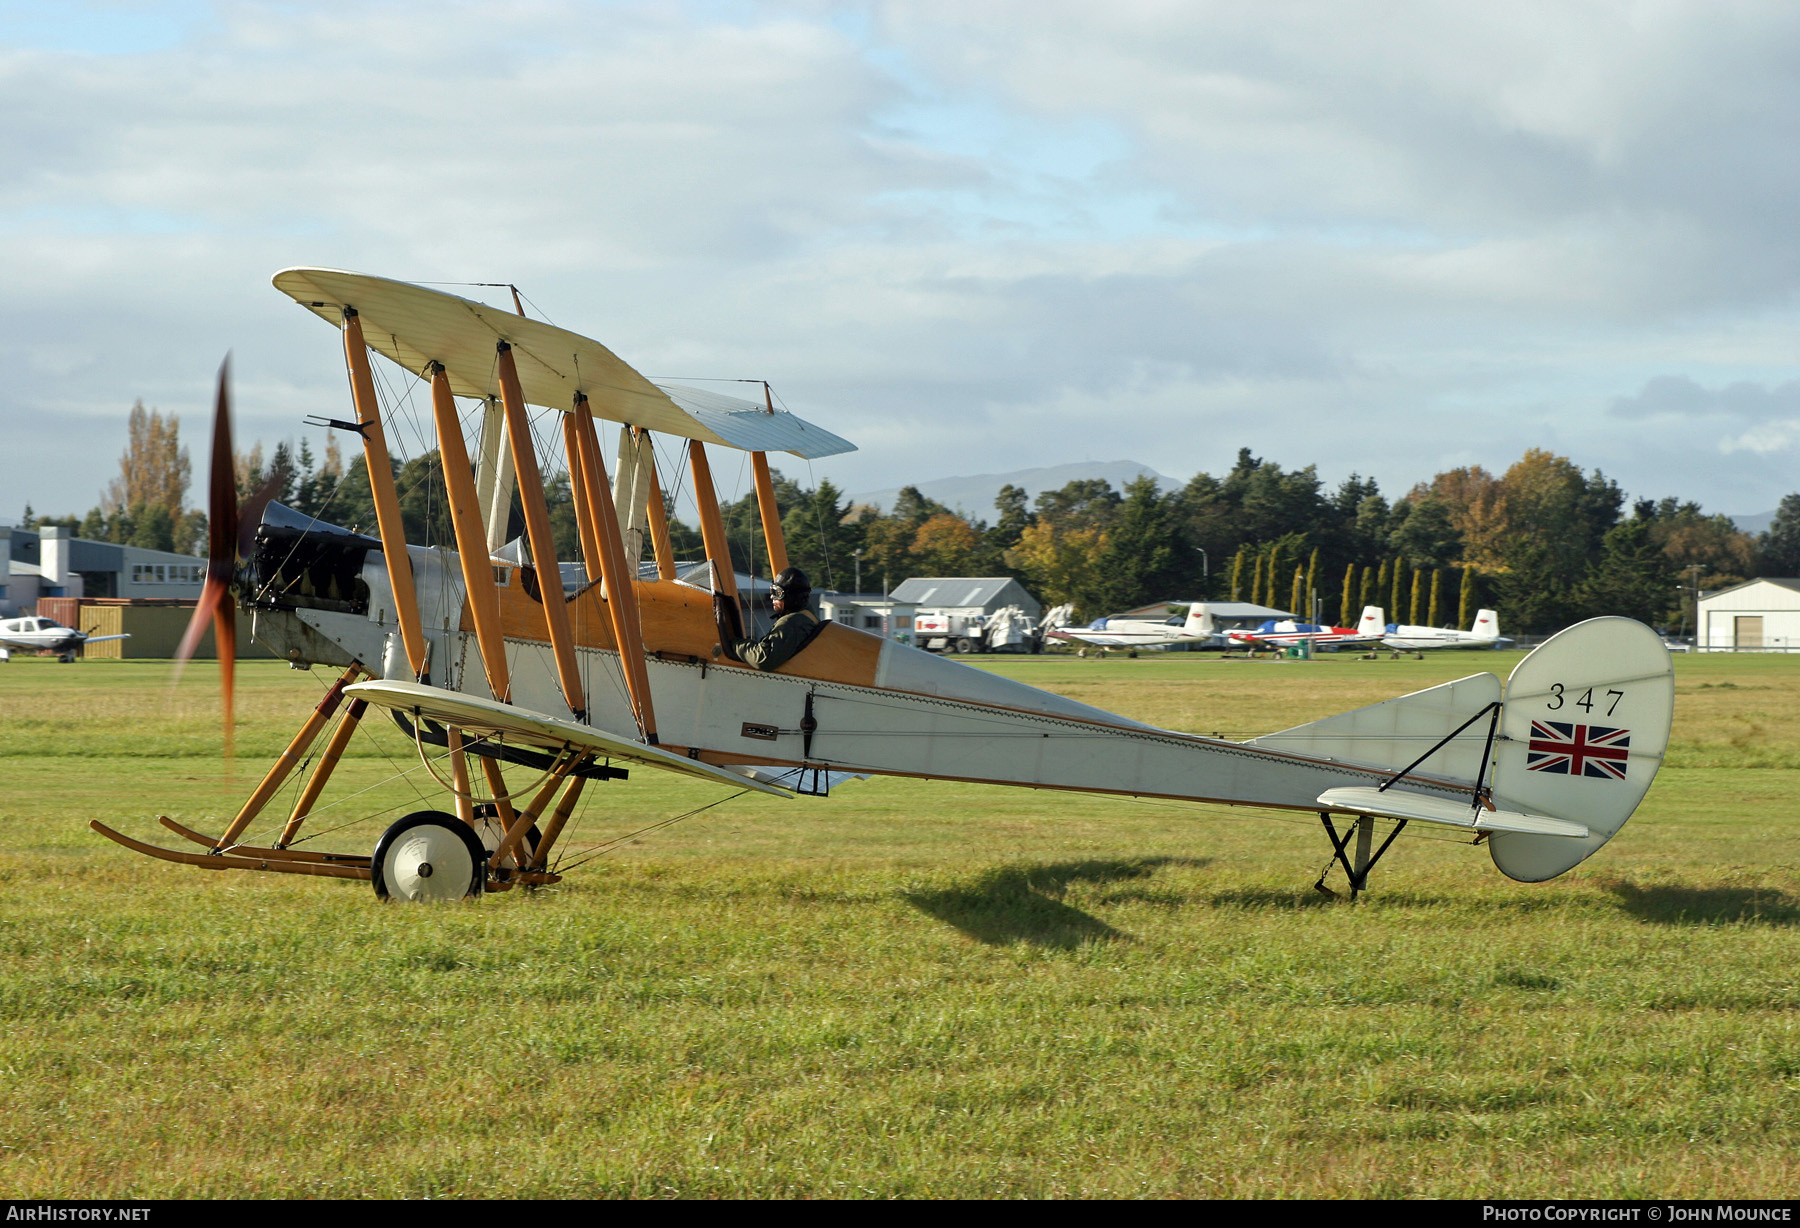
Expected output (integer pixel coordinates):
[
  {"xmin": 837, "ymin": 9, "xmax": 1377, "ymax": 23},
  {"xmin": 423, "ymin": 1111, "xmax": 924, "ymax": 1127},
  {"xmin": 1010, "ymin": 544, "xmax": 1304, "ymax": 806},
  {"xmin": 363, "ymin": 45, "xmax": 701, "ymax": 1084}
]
[
  {"xmin": 0, "ymin": 616, "xmax": 129, "ymax": 663},
  {"xmin": 1357, "ymin": 606, "xmax": 1508, "ymax": 652},
  {"xmin": 1047, "ymin": 603, "xmax": 1218, "ymax": 650}
]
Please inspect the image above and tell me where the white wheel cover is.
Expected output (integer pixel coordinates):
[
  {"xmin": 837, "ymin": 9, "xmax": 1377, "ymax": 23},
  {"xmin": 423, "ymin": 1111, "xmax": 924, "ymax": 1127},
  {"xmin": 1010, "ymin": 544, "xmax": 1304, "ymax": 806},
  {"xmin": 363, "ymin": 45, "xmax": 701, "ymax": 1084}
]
[{"xmin": 383, "ymin": 823, "xmax": 478, "ymax": 902}]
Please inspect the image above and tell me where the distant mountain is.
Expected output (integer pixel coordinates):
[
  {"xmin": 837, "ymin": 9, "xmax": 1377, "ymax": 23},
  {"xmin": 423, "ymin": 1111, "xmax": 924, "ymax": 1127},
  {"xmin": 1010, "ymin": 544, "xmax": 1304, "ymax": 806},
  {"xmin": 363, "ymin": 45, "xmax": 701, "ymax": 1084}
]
[
  {"xmin": 1733, "ymin": 511, "xmax": 1777, "ymax": 536},
  {"xmin": 848, "ymin": 461, "xmax": 1178, "ymax": 518}
]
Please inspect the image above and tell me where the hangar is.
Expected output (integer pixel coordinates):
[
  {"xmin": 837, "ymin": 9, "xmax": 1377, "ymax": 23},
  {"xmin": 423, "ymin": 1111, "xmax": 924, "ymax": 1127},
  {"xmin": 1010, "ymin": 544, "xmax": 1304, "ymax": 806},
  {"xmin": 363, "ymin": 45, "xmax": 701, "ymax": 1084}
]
[{"xmin": 1696, "ymin": 578, "xmax": 1800, "ymax": 652}]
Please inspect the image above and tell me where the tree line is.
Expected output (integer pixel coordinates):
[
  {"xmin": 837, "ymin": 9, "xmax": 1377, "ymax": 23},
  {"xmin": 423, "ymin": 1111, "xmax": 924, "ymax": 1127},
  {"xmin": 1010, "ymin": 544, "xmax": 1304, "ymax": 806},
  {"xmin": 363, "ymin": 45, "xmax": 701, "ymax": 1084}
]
[{"xmin": 22, "ymin": 402, "xmax": 1800, "ymax": 635}]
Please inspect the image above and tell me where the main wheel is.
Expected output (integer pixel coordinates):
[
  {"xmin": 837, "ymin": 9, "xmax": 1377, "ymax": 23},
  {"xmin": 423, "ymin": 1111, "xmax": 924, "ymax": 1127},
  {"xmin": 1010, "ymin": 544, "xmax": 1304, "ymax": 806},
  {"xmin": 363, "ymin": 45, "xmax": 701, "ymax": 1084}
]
[
  {"xmin": 471, "ymin": 803, "xmax": 543, "ymax": 870},
  {"xmin": 372, "ymin": 811, "xmax": 486, "ymax": 902},
  {"xmin": 955, "ymin": 637, "xmax": 974, "ymax": 654}
]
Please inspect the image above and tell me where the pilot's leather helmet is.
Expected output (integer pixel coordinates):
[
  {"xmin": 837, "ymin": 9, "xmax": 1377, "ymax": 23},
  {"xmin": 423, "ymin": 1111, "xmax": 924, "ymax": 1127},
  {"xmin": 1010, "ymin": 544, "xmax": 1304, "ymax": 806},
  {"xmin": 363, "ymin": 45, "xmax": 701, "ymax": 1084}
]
[{"xmin": 771, "ymin": 567, "xmax": 811, "ymax": 605}]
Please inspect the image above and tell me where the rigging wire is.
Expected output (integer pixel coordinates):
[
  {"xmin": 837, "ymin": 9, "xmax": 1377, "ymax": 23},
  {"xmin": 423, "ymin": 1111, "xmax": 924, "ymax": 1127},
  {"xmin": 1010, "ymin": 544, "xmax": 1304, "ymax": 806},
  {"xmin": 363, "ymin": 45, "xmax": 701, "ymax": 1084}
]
[{"xmin": 553, "ymin": 789, "xmax": 752, "ymax": 874}]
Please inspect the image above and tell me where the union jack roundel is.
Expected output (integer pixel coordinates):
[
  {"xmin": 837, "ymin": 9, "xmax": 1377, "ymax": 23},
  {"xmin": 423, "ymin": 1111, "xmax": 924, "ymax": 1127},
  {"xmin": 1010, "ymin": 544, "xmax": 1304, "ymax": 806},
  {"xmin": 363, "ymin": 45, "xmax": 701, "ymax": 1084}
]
[{"xmin": 1526, "ymin": 720, "xmax": 1631, "ymax": 780}]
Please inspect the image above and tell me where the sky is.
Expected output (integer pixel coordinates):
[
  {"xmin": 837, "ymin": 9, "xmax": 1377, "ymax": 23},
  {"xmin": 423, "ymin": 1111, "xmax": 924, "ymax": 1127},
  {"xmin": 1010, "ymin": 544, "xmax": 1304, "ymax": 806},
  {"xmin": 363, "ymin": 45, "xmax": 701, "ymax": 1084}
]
[{"xmin": 2, "ymin": 0, "xmax": 1796, "ymax": 525}]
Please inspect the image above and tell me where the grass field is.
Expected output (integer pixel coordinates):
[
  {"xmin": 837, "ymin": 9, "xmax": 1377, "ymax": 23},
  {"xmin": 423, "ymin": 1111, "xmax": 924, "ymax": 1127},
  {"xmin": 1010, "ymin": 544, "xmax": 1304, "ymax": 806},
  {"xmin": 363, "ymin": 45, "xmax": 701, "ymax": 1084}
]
[{"xmin": 2, "ymin": 648, "xmax": 1797, "ymax": 1198}]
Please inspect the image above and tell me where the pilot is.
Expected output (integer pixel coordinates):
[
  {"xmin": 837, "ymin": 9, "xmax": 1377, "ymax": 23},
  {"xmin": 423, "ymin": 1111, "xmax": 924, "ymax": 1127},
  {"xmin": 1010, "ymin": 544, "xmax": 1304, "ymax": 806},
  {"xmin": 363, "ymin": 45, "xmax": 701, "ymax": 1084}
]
[{"xmin": 720, "ymin": 566, "xmax": 828, "ymax": 671}]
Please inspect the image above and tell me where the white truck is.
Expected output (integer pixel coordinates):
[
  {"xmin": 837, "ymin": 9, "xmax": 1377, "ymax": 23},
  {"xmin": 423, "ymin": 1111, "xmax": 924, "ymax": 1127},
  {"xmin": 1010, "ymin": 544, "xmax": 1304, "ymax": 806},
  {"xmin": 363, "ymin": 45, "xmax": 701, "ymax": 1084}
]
[{"xmin": 914, "ymin": 604, "xmax": 1043, "ymax": 654}]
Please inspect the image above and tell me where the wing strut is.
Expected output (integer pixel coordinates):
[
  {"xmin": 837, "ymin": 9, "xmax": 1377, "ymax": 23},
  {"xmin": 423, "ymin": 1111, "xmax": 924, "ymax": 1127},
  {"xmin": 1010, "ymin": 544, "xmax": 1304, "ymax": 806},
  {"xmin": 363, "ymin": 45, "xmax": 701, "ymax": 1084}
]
[
  {"xmin": 561, "ymin": 412, "xmax": 605, "ymax": 586},
  {"xmin": 497, "ymin": 341, "xmax": 588, "ymax": 721},
  {"xmin": 572, "ymin": 396, "xmax": 659, "ymax": 744},
  {"xmin": 430, "ymin": 362, "xmax": 512, "ymax": 703},
  {"xmin": 342, "ymin": 309, "xmax": 429, "ymax": 680},
  {"xmin": 751, "ymin": 452, "xmax": 790, "ymax": 575},
  {"xmin": 688, "ymin": 442, "xmax": 738, "ymax": 603}
]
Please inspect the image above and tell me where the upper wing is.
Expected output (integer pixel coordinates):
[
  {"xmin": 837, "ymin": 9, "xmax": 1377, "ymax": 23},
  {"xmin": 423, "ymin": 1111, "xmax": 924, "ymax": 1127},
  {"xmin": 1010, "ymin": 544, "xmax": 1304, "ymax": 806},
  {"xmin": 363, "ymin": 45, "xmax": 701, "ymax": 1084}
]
[
  {"xmin": 272, "ymin": 268, "xmax": 854, "ymax": 459},
  {"xmin": 344, "ymin": 679, "xmax": 794, "ymax": 797}
]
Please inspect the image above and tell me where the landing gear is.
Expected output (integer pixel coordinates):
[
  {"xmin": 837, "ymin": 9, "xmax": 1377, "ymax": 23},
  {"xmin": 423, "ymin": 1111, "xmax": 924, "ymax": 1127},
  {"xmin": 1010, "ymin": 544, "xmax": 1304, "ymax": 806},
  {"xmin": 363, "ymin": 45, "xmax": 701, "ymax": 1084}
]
[
  {"xmin": 472, "ymin": 803, "xmax": 542, "ymax": 872},
  {"xmin": 372, "ymin": 811, "xmax": 486, "ymax": 902},
  {"xmin": 955, "ymin": 637, "xmax": 975, "ymax": 655},
  {"xmin": 1314, "ymin": 813, "xmax": 1407, "ymax": 900}
]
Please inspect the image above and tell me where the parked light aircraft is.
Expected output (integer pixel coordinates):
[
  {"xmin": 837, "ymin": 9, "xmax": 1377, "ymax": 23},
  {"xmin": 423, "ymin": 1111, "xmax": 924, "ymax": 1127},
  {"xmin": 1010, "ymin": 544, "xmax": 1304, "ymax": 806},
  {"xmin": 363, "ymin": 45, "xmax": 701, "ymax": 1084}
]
[
  {"xmin": 1227, "ymin": 619, "xmax": 1378, "ymax": 651},
  {"xmin": 94, "ymin": 269, "xmax": 1674, "ymax": 902},
  {"xmin": 1047, "ymin": 604, "xmax": 1219, "ymax": 651},
  {"xmin": 1358, "ymin": 606, "xmax": 1509, "ymax": 652},
  {"xmin": 0, "ymin": 616, "xmax": 128, "ymax": 663}
]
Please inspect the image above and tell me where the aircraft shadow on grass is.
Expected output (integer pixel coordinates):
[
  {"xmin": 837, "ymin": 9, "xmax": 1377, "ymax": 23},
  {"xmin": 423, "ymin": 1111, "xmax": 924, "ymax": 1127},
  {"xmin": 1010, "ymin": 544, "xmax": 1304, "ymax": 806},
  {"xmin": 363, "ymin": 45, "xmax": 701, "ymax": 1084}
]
[
  {"xmin": 1609, "ymin": 881, "xmax": 1800, "ymax": 926},
  {"xmin": 902, "ymin": 857, "xmax": 1207, "ymax": 948}
]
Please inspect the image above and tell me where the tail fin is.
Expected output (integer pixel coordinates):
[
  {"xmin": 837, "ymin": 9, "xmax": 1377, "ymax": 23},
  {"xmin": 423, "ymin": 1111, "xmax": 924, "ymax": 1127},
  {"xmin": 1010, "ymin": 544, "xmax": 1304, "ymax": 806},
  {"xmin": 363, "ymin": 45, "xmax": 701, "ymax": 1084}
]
[
  {"xmin": 1183, "ymin": 604, "xmax": 1215, "ymax": 638},
  {"xmin": 1488, "ymin": 617, "xmax": 1673, "ymax": 882},
  {"xmin": 1471, "ymin": 608, "xmax": 1500, "ymax": 639},
  {"xmin": 1358, "ymin": 605, "xmax": 1386, "ymax": 638}
]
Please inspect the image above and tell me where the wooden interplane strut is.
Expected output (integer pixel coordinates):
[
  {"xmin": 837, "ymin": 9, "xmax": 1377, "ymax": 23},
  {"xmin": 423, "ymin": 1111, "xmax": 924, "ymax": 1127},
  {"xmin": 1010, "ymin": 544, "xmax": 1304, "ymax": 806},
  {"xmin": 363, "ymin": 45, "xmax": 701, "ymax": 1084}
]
[
  {"xmin": 562, "ymin": 413, "xmax": 605, "ymax": 585},
  {"xmin": 496, "ymin": 342, "xmax": 587, "ymax": 720},
  {"xmin": 572, "ymin": 398, "xmax": 658, "ymax": 743},
  {"xmin": 642, "ymin": 439, "xmax": 677, "ymax": 581},
  {"xmin": 429, "ymin": 365, "xmax": 512, "ymax": 703},
  {"xmin": 751, "ymin": 451, "xmax": 789, "ymax": 576},
  {"xmin": 342, "ymin": 310, "xmax": 428, "ymax": 679},
  {"xmin": 688, "ymin": 442, "xmax": 737, "ymax": 603}
]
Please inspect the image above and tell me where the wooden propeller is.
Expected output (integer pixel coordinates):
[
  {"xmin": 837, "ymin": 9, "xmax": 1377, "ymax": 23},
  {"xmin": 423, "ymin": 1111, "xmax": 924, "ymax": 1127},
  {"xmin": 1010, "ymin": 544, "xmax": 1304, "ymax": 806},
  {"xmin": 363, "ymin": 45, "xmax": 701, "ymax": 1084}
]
[{"xmin": 174, "ymin": 357, "xmax": 279, "ymax": 756}]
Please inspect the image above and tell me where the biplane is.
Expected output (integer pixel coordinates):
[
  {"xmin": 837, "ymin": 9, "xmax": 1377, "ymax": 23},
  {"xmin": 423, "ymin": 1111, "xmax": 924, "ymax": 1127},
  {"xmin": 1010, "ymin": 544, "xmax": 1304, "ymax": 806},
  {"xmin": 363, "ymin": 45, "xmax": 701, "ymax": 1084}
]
[{"xmin": 93, "ymin": 269, "xmax": 1675, "ymax": 901}]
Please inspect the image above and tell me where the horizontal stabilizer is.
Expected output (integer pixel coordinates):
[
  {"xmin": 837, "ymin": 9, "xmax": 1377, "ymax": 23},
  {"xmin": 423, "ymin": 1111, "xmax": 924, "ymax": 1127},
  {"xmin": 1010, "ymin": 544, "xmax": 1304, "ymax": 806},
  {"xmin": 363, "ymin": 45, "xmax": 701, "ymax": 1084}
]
[
  {"xmin": 1318, "ymin": 787, "xmax": 1589, "ymax": 838},
  {"xmin": 1249, "ymin": 673, "xmax": 1501, "ymax": 783}
]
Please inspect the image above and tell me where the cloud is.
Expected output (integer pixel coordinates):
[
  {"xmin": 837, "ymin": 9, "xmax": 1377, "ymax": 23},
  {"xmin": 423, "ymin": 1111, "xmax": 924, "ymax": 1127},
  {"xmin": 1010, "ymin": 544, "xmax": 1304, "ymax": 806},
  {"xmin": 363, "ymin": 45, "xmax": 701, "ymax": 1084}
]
[
  {"xmin": 1, "ymin": 1, "xmax": 1797, "ymax": 523},
  {"xmin": 1611, "ymin": 375, "xmax": 1800, "ymax": 421}
]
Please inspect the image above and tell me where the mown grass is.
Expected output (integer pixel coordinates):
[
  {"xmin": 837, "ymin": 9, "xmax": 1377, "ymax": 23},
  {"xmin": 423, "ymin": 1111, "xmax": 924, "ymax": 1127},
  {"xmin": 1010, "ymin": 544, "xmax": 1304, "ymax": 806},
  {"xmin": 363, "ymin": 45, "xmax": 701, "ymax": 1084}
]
[{"xmin": 1, "ymin": 650, "xmax": 1797, "ymax": 1197}]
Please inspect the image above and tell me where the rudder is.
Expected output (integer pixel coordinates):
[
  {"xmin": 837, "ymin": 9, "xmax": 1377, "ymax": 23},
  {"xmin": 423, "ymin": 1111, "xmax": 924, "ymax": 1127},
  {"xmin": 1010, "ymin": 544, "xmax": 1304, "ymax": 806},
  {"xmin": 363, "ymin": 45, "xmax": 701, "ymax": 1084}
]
[{"xmin": 1488, "ymin": 617, "xmax": 1673, "ymax": 882}]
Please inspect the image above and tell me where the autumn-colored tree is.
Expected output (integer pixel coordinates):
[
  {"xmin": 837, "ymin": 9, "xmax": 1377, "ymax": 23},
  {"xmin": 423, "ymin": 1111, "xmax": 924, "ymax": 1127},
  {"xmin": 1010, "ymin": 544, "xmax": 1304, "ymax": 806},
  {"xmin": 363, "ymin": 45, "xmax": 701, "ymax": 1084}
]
[
  {"xmin": 911, "ymin": 513, "xmax": 981, "ymax": 576},
  {"xmin": 1005, "ymin": 520, "xmax": 1107, "ymax": 615},
  {"xmin": 104, "ymin": 401, "xmax": 190, "ymax": 519}
]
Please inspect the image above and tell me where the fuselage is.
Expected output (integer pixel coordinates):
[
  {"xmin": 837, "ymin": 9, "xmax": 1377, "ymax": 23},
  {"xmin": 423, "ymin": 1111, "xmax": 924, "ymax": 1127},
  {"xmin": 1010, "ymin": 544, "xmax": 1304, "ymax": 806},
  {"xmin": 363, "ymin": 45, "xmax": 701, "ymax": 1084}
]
[{"xmin": 244, "ymin": 525, "xmax": 1475, "ymax": 816}]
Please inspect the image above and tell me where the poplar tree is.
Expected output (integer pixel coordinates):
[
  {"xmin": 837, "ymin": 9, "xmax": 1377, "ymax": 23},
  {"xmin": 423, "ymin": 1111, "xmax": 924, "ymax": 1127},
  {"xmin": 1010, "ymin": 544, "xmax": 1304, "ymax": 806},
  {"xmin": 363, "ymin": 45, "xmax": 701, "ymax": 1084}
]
[
  {"xmin": 1339, "ymin": 562, "xmax": 1357, "ymax": 626},
  {"xmin": 103, "ymin": 400, "xmax": 191, "ymax": 520},
  {"xmin": 1428, "ymin": 569, "xmax": 1443, "ymax": 626},
  {"xmin": 1460, "ymin": 567, "xmax": 1477, "ymax": 628},
  {"xmin": 1409, "ymin": 569, "xmax": 1424, "ymax": 625}
]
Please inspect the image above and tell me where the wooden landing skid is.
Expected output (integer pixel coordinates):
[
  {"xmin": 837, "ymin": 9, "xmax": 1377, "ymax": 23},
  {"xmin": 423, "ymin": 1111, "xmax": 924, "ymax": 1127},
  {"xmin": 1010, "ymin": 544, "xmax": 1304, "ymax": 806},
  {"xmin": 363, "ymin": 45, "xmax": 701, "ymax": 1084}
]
[
  {"xmin": 91, "ymin": 820, "xmax": 370, "ymax": 881},
  {"xmin": 90, "ymin": 818, "xmax": 563, "ymax": 889},
  {"xmin": 159, "ymin": 815, "xmax": 372, "ymax": 866}
]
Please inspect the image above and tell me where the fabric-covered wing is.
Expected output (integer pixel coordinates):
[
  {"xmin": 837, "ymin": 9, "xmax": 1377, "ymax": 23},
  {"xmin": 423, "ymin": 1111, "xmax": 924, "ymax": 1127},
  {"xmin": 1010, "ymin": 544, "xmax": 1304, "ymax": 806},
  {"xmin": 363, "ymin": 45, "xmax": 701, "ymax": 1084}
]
[
  {"xmin": 345, "ymin": 680, "xmax": 793, "ymax": 797},
  {"xmin": 271, "ymin": 268, "xmax": 855, "ymax": 459}
]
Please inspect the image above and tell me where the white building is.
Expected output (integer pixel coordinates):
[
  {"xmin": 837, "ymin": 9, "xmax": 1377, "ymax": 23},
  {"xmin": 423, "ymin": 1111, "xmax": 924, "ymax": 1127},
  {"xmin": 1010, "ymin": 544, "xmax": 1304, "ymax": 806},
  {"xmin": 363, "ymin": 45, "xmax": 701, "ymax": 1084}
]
[
  {"xmin": 818, "ymin": 591, "xmax": 919, "ymax": 642},
  {"xmin": 4, "ymin": 524, "xmax": 206, "ymax": 616},
  {"xmin": 1696, "ymin": 578, "xmax": 1800, "ymax": 652}
]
